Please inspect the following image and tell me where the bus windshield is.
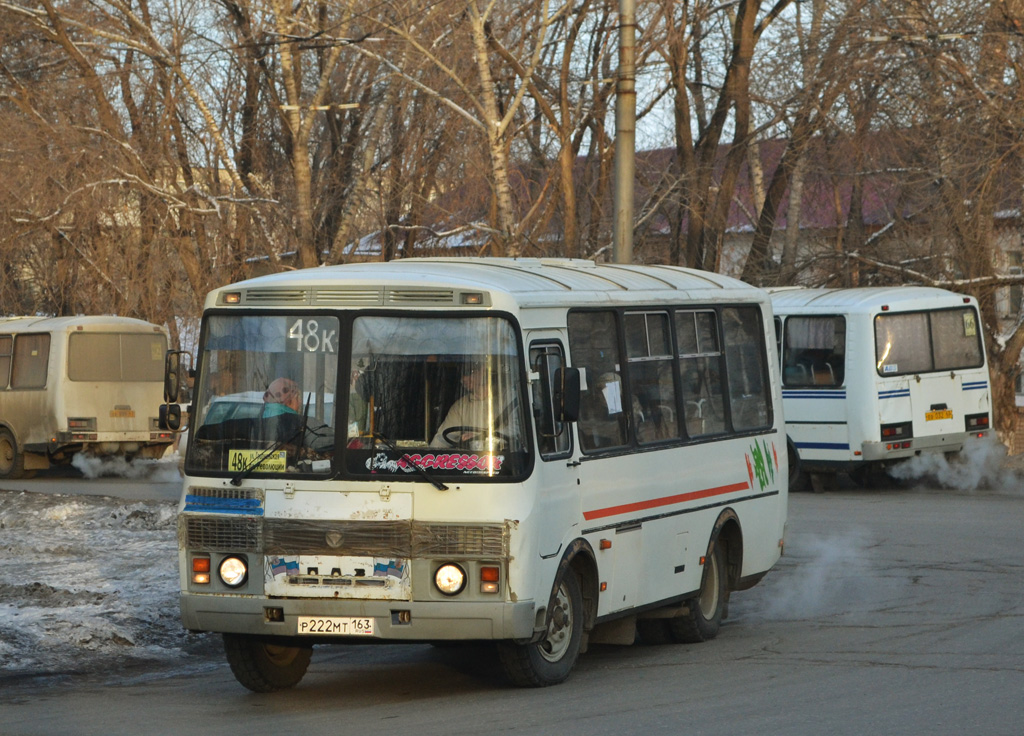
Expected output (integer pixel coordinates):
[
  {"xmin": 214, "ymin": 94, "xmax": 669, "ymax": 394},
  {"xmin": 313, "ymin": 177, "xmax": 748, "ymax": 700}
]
[
  {"xmin": 189, "ymin": 314, "xmax": 340, "ymax": 476},
  {"xmin": 874, "ymin": 307, "xmax": 984, "ymax": 376},
  {"xmin": 344, "ymin": 315, "xmax": 529, "ymax": 479},
  {"xmin": 187, "ymin": 313, "xmax": 529, "ymax": 480}
]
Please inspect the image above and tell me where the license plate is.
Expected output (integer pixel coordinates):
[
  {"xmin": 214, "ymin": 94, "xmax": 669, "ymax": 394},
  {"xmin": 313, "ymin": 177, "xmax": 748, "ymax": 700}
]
[
  {"xmin": 925, "ymin": 409, "xmax": 953, "ymax": 421},
  {"xmin": 296, "ymin": 616, "xmax": 375, "ymax": 636}
]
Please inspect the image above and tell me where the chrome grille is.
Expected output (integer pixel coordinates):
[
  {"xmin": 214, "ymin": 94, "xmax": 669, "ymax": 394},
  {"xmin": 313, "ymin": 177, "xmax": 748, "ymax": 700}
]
[
  {"xmin": 181, "ymin": 516, "xmax": 262, "ymax": 552},
  {"xmin": 264, "ymin": 519, "xmax": 411, "ymax": 557},
  {"xmin": 259, "ymin": 520, "xmax": 508, "ymax": 559},
  {"xmin": 413, "ymin": 523, "xmax": 507, "ymax": 557}
]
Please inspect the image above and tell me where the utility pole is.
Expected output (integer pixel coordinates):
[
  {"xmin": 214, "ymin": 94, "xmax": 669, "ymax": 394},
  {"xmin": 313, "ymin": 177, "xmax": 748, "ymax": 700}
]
[{"xmin": 612, "ymin": 0, "xmax": 636, "ymax": 264}]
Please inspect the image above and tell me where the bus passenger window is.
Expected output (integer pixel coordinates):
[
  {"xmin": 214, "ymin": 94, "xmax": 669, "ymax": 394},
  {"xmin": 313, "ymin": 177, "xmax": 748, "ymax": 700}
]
[
  {"xmin": 625, "ymin": 312, "xmax": 679, "ymax": 444},
  {"xmin": 723, "ymin": 307, "xmax": 772, "ymax": 431},
  {"xmin": 11, "ymin": 334, "xmax": 50, "ymax": 389},
  {"xmin": 676, "ymin": 310, "xmax": 725, "ymax": 437},
  {"xmin": 0, "ymin": 336, "xmax": 12, "ymax": 389},
  {"xmin": 783, "ymin": 316, "xmax": 845, "ymax": 387},
  {"xmin": 568, "ymin": 311, "xmax": 627, "ymax": 452}
]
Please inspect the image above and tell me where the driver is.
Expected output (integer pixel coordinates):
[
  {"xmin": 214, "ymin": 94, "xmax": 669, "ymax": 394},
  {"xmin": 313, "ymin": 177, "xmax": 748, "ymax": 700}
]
[{"xmin": 431, "ymin": 364, "xmax": 505, "ymax": 447}]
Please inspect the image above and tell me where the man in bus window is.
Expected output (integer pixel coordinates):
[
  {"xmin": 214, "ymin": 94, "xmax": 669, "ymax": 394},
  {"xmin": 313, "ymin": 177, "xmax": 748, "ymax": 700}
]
[{"xmin": 431, "ymin": 364, "xmax": 512, "ymax": 449}]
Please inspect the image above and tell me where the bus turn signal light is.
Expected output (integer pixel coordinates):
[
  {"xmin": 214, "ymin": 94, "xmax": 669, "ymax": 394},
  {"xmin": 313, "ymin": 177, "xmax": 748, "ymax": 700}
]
[
  {"xmin": 192, "ymin": 556, "xmax": 211, "ymax": 584},
  {"xmin": 480, "ymin": 566, "xmax": 500, "ymax": 593}
]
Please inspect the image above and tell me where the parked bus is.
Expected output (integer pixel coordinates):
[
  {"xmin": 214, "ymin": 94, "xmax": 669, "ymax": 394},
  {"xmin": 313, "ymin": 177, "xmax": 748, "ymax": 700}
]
[
  {"xmin": 770, "ymin": 286, "xmax": 992, "ymax": 491},
  {"xmin": 168, "ymin": 258, "xmax": 788, "ymax": 691},
  {"xmin": 0, "ymin": 315, "xmax": 174, "ymax": 478}
]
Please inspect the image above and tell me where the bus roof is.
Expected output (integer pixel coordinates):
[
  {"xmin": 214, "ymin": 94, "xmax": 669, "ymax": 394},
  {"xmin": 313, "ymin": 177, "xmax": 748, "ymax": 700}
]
[
  {"xmin": 208, "ymin": 258, "xmax": 765, "ymax": 310},
  {"xmin": 0, "ymin": 315, "xmax": 166, "ymax": 335},
  {"xmin": 767, "ymin": 285, "xmax": 976, "ymax": 314}
]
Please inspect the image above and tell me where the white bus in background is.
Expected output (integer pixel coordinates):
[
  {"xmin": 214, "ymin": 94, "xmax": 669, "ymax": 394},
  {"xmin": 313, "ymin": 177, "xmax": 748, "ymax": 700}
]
[
  {"xmin": 770, "ymin": 286, "xmax": 992, "ymax": 491},
  {"xmin": 0, "ymin": 315, "xmax": 174, "ymax": 478},
  {"xmin": 167, "ymin": 257, "xmax": 788, "ymax": 692}
]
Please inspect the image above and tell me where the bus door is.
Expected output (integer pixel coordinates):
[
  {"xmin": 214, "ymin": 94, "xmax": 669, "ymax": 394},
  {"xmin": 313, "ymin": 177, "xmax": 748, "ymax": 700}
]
[
  {"xmin": 527, "ymin": 337, "xmax": 580, "ymax": 561},
  {"xmin": 781, "ymin": 315, "xmax": 850, "ymax": 460}
]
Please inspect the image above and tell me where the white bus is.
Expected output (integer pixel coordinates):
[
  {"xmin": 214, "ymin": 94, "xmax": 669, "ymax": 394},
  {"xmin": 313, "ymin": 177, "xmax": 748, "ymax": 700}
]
[
  {"xmin": 170, "ymin": 258, "xmax": 788, "ymax": 691},
  {"xmin": 0, "ymin": 315, "xmax": 174, "ymax": 478},
  {"xmin": 770, "ymin": 286, "xmax": 992, "ymax": 491}
]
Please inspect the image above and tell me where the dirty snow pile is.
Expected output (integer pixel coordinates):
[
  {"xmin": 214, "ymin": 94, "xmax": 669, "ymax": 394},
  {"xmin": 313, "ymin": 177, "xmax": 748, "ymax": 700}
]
[{"xmin": 0, "ymin": 471, "xmax": 214, "ymax": 686}]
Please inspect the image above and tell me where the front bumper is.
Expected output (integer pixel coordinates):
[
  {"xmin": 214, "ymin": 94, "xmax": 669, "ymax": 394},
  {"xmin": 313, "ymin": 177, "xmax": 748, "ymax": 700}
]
[{"xmin": 181, "ymin": 593, "xmax": 537, "ymax": 641}]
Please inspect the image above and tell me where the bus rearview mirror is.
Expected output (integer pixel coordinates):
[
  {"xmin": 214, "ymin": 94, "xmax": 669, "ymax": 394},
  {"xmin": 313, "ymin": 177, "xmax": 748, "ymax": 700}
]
[
  {"xmin": 164, "ymin": 351, "xmax": 181, "ymax": 403},
  {"xmin": 160, "ymin": 403, "xmax": 182, "ymax": 431}
]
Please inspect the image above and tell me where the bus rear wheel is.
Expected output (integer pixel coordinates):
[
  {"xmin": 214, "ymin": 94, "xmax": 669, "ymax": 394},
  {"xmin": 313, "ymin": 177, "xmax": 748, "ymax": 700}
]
[
  {"xmin": 0, "ymin": 428, "xmax": 29, "ymax": 480},
  {"xmin": 223, "ymin": 634, "xmax": 312, "ymax": 692},
  {"xmin": 497, "ymin": 568, "xmax": 583, "ymax": 687},
  {"xmin": 668, "ymin": 541, "xmax": 727, "ymax": 644}
]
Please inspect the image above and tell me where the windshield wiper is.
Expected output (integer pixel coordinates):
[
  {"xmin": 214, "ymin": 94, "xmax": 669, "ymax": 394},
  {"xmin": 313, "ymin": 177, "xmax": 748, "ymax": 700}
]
[{"xmin": 372, "ymin": 432, "xmax": 449, "ymax": 491}]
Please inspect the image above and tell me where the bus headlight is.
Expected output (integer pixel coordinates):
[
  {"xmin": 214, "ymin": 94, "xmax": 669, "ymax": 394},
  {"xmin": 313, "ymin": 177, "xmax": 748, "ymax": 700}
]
[
  {"xmin": 219, "ymin": 556, "xmax": 248, "ymax": 588},
  {"xmin": 434, "ymin": 563, "xmax": 467, "ymax": 596}
]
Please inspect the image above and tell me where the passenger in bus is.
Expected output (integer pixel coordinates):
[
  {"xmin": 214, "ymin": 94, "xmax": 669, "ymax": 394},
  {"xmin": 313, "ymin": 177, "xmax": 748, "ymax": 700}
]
[
  {"xmin": 195, "ymin": 376, "xmax": 304, "ymax": 446},
  {"xmin": 262, "ymin": 377, "xmax": 301, "ymax": 417},
  {"xmin": 431, "ymin": 364, "xmax": 511, "ymax": 449}
]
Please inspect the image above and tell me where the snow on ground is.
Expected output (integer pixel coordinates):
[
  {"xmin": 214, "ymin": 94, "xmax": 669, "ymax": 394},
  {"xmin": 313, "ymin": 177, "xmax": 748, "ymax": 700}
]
[{"xmin": 0, "ymin": 460, "xmax": 217, "ymax": 689}]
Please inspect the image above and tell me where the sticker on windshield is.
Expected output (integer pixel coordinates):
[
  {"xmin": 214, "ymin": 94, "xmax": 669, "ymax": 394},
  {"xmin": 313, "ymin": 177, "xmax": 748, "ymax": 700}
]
[
  {"xmin": 367, "ymin": 452, "xmax": 504, "ymax": 475},
  {"xmin": 883, "ymin": 364, "xmax": 898, "ymax": 373},
  {"xmin": 963, "ymin": 312, "xmax": 977, "ymax": 337},
  {"xmin": 229, "ymin": 449, "xmax": 287, "ymax": 473}
]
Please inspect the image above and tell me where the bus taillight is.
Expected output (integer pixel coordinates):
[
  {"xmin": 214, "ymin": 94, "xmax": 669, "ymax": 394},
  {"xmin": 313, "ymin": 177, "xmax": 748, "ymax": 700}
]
[
  {"xmin": 965, "ymin": 413, "xmax": 989, "ymax": 431},
  {"xmin": 880, "ymin": 421, "xmax": 912, "ymax": 440}
]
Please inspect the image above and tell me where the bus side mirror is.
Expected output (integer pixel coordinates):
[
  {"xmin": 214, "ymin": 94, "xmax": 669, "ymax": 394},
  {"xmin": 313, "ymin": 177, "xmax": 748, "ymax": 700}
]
[
  {"xmin": 164, "ymin": 350, "xmax": 192, "ymax": 403},
  {"xmin": 160, "ymin": 403, "xmax": 182, "ymax": 431},
  {"xmin": 165, "ymin": 351, "xmax": 181, "ymax": 403},
  {"xmin": 554, "ymin": 367, "xmax": 580, "ymax": 423}
]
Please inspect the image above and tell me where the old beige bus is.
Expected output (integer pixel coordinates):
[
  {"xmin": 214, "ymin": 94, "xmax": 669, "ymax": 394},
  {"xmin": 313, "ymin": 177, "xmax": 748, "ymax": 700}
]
[{"xmin": 0, "ymin": 315, "xmax": 173, "ymax": 478}]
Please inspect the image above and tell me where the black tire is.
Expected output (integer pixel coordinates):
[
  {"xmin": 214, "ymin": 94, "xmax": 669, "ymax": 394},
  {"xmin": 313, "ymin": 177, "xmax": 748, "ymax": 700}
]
[
  {"xmin": 0, "ymin": 428, "xmax": 29, "ymax": 480},
  {"xmin": 668, "ymin": 541, "xmax": 727, "ymax": 644},
  {"xmin": 223, "ymin": 634, "xmax": 312, "ymax": 693},
  {"xmin": 497, "ymin": 568, "xmax": 583, "ymax": 687}
]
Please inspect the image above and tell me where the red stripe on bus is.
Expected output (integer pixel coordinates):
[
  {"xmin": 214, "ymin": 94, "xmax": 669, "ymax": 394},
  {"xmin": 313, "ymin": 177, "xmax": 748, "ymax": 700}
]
[{"xmin": 582, "ymin": 481, "xmax": 750, "ymax": 521}]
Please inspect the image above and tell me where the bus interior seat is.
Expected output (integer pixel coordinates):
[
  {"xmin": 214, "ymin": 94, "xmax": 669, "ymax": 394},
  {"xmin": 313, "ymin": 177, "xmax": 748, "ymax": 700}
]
[{"xmin": 784, "ymin": 364, "xmax": 811, "ymax": 385}]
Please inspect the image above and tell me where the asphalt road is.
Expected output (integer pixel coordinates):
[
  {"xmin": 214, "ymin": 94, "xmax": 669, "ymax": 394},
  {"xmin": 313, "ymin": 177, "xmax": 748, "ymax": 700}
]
[{"xmin": 2, "ymin": 481, "xmax": 1022, "ymax": 736}]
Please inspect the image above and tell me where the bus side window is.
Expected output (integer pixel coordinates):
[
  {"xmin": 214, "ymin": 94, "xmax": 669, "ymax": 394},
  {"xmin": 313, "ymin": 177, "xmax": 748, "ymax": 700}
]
[
  {"xmin": 568, "ymin": 311, "xmax": 628, "ymax": 452},
  {"xmin": 11, "ymin": 334, "xmax": 50, "ymax": 389},
  {"xmin": 676, "ymin": 310, "xmax": 726, "ymax": 437},
  {"xmin": 624, "ymin": 311, "xmax": 679, "ymax": 444},
  {"xmin": 783, "ymin": 316, "xmax": 845, "ymax": 387},
  {"xmin": 0, "ymin": 335, "xmax": 12, "ymax": 390},
  {"xmin": 529, "ymin": 343, "xmax": 572, "ymax": 458},
  {"xmin": 723, "ymin": 307, "xmax": 772, "ymax": 432}
]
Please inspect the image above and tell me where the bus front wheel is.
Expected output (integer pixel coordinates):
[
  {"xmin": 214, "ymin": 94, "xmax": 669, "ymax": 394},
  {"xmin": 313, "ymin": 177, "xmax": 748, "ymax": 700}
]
[
  {"xmin": 497, "ymin": 568, "xmax": 583, "ymax": 687},
  {"xmin": 669, "ymin": 541, "xmax": 727, "ymax": 643},
  {"xmin": 0, "ymin": 429, "xmax": 29, "ymax": 480},
  {"xmin": 223, "ymin": 634, "xmax": 312, "ymax": 693}
]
